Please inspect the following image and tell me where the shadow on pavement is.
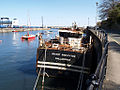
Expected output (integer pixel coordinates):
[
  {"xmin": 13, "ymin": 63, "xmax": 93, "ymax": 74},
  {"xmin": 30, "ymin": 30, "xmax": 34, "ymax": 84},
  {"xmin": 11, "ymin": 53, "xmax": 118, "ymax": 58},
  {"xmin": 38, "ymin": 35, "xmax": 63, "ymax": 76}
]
[
  {"xmin": 109, "ymin": 41, "xmax": 120, "ymax": 53},
  {"xmin": 111, "ymin": 34, "xmax": 120, "ymax": 37},
  {"xmin": 105, "ymin": 29, "xmax": 120, "ymax": 35},
  {"xmin": 103, "ymin": 80, "xmax": 120, "ymax": 90}
]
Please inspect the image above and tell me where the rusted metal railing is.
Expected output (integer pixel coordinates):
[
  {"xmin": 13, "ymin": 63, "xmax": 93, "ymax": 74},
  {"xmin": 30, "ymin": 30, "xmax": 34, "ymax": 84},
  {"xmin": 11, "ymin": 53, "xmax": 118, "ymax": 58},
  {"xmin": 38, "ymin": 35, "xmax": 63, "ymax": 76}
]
[{"xmin": 87, "ymin": 29, "xmax": 109, "ymax": 90}]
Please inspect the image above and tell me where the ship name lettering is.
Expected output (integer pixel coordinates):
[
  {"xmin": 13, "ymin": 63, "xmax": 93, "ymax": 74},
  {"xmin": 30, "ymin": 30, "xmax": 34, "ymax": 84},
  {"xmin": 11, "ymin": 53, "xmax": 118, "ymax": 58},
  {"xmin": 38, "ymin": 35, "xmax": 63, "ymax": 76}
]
[
  {"xmin": 55, "ymin": 57, "xmax": 71, "ymax": 61},
  {"xmin": 62, "ymin": 54, "xmax": 76, "ymax": 58},
  {"xmin": 52, "ymin": 53, "xmax": 60, "ymax": 56},
  {"xmin": 52, "ymin": 53, "xmax": 76, "ymax": 58}
]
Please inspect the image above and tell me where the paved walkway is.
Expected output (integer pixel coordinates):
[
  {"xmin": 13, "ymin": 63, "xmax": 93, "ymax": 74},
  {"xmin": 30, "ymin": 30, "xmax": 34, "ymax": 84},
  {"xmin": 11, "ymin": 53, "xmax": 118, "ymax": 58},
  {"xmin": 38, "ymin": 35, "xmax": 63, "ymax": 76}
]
[
  {"xmin": 106, "ymin": 30, "xmax": 120, "ymax": 44},
  {"xmin": 103, "ymin": 33, "xmax": 120, "ymax": 90}
]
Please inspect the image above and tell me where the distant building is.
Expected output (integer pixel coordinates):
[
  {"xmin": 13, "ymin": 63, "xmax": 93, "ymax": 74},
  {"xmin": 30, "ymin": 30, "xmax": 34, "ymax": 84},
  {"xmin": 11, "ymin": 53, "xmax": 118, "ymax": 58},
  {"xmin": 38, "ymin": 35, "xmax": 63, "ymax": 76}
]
[
  {"xmin": 0, "ymin": 17, "xmax": 19, "ymax": 28},
  {"xmin": 0, "ymin": 17, "xmax": 12, "ymax": 27},
  {"xmin": 12, "ymin": 18, "xmax": 19, "ymax": 27}
]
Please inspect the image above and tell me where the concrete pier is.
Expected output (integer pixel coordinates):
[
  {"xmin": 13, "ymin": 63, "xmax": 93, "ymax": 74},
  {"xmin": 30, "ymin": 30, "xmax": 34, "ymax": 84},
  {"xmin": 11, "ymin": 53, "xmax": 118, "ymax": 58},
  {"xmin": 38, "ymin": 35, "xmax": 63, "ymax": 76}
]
[{"xmin": 0, "ymin": 28, "xmax": 50, "ymax": 33}]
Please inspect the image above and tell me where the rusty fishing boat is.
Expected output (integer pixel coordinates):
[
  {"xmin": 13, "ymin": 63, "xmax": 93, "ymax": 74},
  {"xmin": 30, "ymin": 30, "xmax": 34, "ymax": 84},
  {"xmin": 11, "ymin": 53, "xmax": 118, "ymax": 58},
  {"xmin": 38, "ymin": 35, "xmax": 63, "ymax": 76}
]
[{"xmin": 35, "ymin": 22, "xmax": 94, "ymax": 90}]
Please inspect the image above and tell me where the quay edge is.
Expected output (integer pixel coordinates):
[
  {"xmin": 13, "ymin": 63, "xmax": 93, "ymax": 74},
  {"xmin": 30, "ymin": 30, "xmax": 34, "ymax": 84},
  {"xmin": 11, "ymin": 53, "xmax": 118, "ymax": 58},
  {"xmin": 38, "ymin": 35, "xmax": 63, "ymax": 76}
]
[{"xmin": 0, "ymin": 28, "xmax": 50, "ymax": 33}]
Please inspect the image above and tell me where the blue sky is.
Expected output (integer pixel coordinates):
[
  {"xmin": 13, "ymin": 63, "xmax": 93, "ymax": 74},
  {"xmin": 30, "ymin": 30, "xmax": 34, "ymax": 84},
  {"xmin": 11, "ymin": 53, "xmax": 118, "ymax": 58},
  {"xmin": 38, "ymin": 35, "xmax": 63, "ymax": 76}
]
[{"xmin": 0, "ymin": 0, "xmax": 99, "ymax": 26}]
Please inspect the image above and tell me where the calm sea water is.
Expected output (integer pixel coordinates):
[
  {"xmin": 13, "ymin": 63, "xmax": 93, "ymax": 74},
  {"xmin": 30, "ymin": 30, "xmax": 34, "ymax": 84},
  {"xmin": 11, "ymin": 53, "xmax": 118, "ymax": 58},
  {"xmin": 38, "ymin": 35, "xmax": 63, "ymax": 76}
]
[{"xmin": 0, "ymin": 29, "xmax": 58, "ymax": 90}]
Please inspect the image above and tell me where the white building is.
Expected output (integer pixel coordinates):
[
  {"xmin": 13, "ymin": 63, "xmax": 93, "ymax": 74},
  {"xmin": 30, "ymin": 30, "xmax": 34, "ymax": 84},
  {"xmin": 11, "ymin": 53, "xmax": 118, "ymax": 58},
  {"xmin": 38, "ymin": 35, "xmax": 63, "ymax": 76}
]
[{"xmin": 12, "ymin": 18, "xmax": 19, "ymax": 27}]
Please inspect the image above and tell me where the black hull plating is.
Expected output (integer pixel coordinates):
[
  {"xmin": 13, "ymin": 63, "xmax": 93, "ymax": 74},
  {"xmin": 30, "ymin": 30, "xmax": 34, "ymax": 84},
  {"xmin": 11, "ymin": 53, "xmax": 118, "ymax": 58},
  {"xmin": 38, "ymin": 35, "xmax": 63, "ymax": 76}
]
[
  {"xmin": 37, "ymin": 49, "xmax": 92, "ymax": 67},
  {"xmin": 36, "ymin": 49, "xmax": 93, "ymax": 90}
]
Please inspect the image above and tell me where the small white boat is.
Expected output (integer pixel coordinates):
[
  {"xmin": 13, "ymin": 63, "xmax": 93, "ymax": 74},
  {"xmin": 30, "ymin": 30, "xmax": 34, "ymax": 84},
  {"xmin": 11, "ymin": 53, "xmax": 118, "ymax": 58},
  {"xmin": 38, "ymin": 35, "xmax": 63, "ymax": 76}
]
[{"xmin": 44, "ymin": 31, "xmax": 53, "ymax": 35}]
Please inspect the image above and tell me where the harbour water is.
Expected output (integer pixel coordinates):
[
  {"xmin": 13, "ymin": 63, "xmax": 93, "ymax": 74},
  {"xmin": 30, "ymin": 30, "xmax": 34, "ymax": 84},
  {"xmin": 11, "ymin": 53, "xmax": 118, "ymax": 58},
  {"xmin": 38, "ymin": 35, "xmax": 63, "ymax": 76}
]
[{"xmin": 0, "ymin": 29, "xmax": 58, "ymax": 90}]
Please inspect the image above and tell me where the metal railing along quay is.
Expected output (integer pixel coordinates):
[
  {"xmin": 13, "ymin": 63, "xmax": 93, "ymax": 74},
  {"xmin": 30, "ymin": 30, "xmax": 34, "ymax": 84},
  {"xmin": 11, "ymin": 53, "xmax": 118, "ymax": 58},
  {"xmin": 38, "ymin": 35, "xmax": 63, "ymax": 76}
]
[{"xmin": 87, "ymin": 28, "xmax": 109, "ymax": 90}]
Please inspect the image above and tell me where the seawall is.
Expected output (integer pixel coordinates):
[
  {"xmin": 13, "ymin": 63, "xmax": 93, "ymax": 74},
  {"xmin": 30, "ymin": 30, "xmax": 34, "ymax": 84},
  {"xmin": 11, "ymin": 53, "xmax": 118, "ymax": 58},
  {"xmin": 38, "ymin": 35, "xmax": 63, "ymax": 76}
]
[{"xmin": 0, "ymin": 28, "xmax": 50, "ymax": 33}]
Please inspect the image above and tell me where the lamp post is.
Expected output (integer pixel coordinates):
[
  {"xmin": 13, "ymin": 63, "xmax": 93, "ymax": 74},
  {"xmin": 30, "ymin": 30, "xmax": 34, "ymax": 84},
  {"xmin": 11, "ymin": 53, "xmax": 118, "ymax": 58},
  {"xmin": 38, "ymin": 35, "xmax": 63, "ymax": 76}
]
[
  {"xmin": 88, "ymin": 17, "xmax": 89, "ymax": 26},
  {"xmin": 96, "ymin": 2, "xmax": 98, "ymax": 26},
  {"xmin": 41, "ymin": 16, "xmax": 43, "ymax": 28}
]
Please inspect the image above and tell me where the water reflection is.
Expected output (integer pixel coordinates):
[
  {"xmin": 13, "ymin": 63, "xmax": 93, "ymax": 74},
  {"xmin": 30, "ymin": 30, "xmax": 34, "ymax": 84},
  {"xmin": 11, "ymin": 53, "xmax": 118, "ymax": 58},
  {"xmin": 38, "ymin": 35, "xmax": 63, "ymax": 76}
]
[
  {"xmin": 0, "ymin": 29, "xmax": 58, "ymax": 90},
  {"xmin": 0, "ymin": 40, "xmax": 2, "ymax": 44},
  {"xmin": 13, "ymin": 32, "xmax": 17, "ymax": 40},
  {"xmin": 12, "ymin": 32, "xmax": 20, "ymax": 47},
  {"xmin": 21, "ymin": 38, "xmax": 36, "ymax": 47},
  {"xmin": 21, "ymin": 38, "xmax": 35, "ymax": 43}
]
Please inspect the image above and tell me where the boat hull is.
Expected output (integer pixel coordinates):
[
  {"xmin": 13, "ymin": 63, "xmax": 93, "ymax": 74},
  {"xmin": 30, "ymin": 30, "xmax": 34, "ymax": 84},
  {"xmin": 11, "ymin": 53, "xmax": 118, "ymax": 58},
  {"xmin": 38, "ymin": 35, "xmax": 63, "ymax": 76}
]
[
  {"xmin": 36, "ymin": 48, "xmax": 93, "ymax": 89},
  {"xmin": 12, "ymin": 31, "xmax": 18, "ymax": 32},
  {"xmin": 21, "ymin": 35, "xmax": 35, "ymax": 40}
]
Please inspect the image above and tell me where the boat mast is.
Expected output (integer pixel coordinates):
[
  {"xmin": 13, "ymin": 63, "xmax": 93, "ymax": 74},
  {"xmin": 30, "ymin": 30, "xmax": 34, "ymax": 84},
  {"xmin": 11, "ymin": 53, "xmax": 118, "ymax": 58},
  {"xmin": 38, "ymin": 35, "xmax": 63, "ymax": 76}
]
[
  {"xmin": 41, "ymin": 16, "xmax": 43, "ymax": 28},
  {"xmin": 27, "ymin": 10, "xmax": 32, "ymax": 32},
  {"xmin": 27, "ymin": 10, "xmax": 31, "ymax": 27}
]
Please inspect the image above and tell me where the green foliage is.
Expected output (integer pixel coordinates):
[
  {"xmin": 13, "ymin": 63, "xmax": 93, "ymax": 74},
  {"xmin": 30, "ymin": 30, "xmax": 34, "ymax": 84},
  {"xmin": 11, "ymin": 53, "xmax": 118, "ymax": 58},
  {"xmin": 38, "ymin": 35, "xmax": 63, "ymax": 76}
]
[
  {"xmin": 117, "ymin": 16, "xmax": 120, "ymax": 24},
  {"xmin": 100, "ymin": 1, "xmax": 120, "ymax": 29},
  {"xmin": 108, "ymin": 3, "xmax": 120, "ymax": 24},
  {"xmin": 116, "ymin": 3, "xmax": 120, "ymax": 24},
  {"xmin": 99, "ymin": 0, "xmax": 119, "ymax": 20},
  {"xmin": 99, "ymin": 0, "xmax": 120, "ymax": 20}
]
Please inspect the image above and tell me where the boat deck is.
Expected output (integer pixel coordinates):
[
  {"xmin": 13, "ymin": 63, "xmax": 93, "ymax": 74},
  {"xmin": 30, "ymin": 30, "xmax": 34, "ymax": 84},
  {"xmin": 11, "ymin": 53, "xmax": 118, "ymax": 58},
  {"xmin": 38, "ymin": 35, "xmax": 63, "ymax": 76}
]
[{"xmin": 38, "ymin": 41, "xmax": 92, "ymax": 53}]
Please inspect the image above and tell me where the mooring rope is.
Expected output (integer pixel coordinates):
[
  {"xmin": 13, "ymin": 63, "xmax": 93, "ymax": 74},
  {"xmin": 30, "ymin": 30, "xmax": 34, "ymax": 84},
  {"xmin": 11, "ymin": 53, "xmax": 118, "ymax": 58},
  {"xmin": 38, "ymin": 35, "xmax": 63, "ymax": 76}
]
[
  {"xmin": 42, "ymin": 46, "xmax": 47, "ymax": 90},
  {"xmin": 33, "ymin": 68, "xmax": 41, "ymax": 90},
  {"xmin": 77, "ymin": 50, "xmax": 87, "ymax": 90}
]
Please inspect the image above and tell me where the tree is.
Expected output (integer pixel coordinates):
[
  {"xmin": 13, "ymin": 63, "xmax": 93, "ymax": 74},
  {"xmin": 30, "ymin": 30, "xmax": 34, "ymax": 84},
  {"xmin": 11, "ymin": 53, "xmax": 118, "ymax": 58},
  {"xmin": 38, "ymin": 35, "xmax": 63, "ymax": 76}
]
[
  {"xmin": 99, "ymin": 0, "xmax": 120, "ymax": 30},
  {"xmin": 99, "ymin": 0, "xmax": 120, "ymax": 20},
  {"xmin": 108, "ymin": 3, "xmax": 120, "ymax": 24},
  {"xmin": 116, "ymin": 3, "xmax": 120, "ymax": 24}
]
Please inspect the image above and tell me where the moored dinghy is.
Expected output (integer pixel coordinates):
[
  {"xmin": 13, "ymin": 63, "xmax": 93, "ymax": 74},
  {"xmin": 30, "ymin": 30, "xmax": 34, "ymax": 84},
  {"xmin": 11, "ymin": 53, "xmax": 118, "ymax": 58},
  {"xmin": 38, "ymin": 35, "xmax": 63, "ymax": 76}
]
[{"xmin": 21, "ymin": 32, "xmax": 35, "ymax": 40}]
